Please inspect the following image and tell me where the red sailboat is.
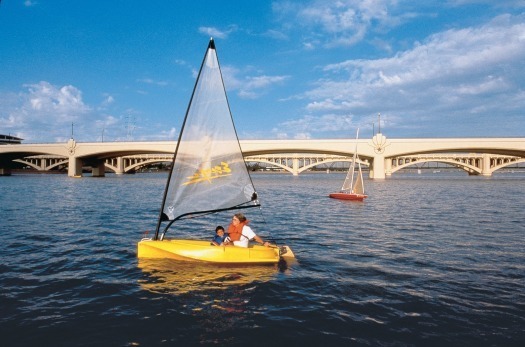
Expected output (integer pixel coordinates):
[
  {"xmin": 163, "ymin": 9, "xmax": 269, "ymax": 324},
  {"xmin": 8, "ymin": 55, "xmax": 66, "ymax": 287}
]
[{"xmin": 329, "ymin": 128, "xmax": 368, "ymax": 201}]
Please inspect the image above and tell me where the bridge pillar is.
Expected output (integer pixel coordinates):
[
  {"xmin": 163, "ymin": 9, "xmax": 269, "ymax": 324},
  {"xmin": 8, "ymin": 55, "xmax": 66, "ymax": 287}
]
[
  {"xmin": 370, "ymin": 154, "xmax": 386, "ymax": 179},
  {"xmin": 68, "ymin": 157, "xmax": 83, "ymax": 178},
  {"xmin": 115, "ymin": 157, "xmax": 125, "ymax": 174},
  {"xmin": 0, "ymin": 168, "xmax": 12, "ymax": 176},
  {"xmin": 385, "ymin": 158, "xmax": 392, "ymax": 177},
  {"xmin": 41, "ymin": 158, "xmax": 49, "ymax": 171},
  {"xmin": 292, "ymin": 158, "xmax": 299, "ymax": 176},
  {"xmin": 481, "ymin": 153, "xmax": 492, "ymax": 176},
  {"xmin": 91, "ymin": 161, "xmax": 106, "ymax": 177}
]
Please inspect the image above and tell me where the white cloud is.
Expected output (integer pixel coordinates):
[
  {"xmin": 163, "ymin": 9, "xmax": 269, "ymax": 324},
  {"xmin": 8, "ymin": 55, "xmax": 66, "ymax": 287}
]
[
  {"xmin": 167, "ymin": 127, "xmax": 177, "ymax": 139},
  {"xmin": 446, "ymin": 0, "xmax": 525, "ymax": 8},
  {"xmin": 263, "ymin": 29, "xmax": 289, "ymax": 40},
  {"xmin": 137, "ymin": 78, "xmax": 168, "ymax": 86},
  {"xmin": 0, "ymin": 82, "xmax": 104, "ymax": 142},
  {"xmin": 273, "ymin": 131, "xmax": 290, "ymax": 139},
  {"xmin": 94, "ymin": 115, "xmax": 118, "ymax": 128},
  {"xmin": 25, "ymin": 81, "xmax": 90, "ymax": 120},
  {"xmin": 279, "ymin": 114, "xmax": 355, "ymax": 136},
  {"xmin": 198, "ymin": 25, "xmax": 238, "ymax": 39},
  {"xmin": 139, "ymin": 126, "xmax": 177, "ymax": 141},
  {"xmin": 100, "ymin": 94, "xmax": 115, "ymax": 108},
  {"xmin": 292, "ymin": 13, "xmax": 525, "ymax": 136},
  {"xmin": 273, "ymin": 0, "xmax": 397, "ymax": 48},
  {"xmin": 293, "ymin": 132, "xmax": 311, "ymax": 139},
  {"xmin": 221, "ymin": 65, "xmax": 290, "ymax": 99}
]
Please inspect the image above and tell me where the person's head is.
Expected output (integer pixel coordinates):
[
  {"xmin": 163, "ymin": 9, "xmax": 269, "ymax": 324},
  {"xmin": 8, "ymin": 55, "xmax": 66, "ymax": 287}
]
[
  {"xmin": 232, "ymin": 213, "xmax": 246, "ymax": 225},
  {"xmin": 215, "ymin": 225, "xmax": 225, "ymax": 236}
]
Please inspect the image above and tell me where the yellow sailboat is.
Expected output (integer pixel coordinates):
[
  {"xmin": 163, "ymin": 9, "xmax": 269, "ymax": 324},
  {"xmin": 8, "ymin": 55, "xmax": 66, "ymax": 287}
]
[
  {"xmin": 138, "ymin": 239, "xmax": 294, "ymax": 264},
  {"xmin": 137, "ymin": 39, "xmax": 294, "ymax": 264}
]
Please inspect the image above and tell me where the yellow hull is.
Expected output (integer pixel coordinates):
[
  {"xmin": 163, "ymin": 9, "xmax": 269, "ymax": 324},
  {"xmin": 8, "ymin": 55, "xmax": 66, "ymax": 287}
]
[{"xmin": 137, "ymin": 239, "xmax": 281, "ymax": 264}]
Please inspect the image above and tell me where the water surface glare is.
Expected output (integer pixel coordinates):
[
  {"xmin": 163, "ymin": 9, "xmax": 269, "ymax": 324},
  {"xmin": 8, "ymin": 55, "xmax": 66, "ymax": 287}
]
[{"xmin": 1, "ymin": 172, "xmax": 524, "ymax": 346}]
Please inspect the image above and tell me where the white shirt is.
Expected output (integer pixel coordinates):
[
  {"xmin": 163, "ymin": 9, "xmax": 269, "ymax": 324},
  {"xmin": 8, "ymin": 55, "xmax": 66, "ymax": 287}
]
[{"xmin": 232, "ymin": 225, "xmax": 256, "ymax": 248}]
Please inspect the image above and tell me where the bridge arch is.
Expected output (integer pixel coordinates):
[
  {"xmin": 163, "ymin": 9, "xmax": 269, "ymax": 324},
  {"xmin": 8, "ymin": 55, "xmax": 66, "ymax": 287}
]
[
  {"xmin": 245, "ymin": 159, "xmax": 294, "ymax": 174},
  {"xmin": 390, "ymin": 154, "xmax": 525, "ymax": 176},
  {"xmin": 298, "ymin": 157, "xmax": 369, "ymax": 174},
  {"xmin": 14, "ymin": 157, "xmax": 69, "ymax": 171},
  {"xmin": 104, "ymin": 163, "xmax": 118, "ymax": 173},
  {"xmin": 491, "ymin": 158, "xmax": 525, "ymax": 173},
  {"xmin": 390, "ymin": 158, "xmax": 481, "ymax": 175},
  {"xmin": 13, "ymin": 159, "xmax": 41, "ymax": 171},
  {"xmin": 123, "ymin": 159, "xmax": 170, "ymax": 173},
  {"xmin": 45, "ymin": 160, "xmax": 69, "ymax": 171},
  {"xmin": 245, "ymin": 156, "xmax": 369, "ymax": 175}
]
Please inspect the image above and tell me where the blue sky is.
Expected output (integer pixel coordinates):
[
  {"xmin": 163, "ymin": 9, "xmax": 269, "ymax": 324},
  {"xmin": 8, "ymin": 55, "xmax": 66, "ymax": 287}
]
[{"xmin": 0, "ymin": 0, "xmax": 524, "ymax": 143}]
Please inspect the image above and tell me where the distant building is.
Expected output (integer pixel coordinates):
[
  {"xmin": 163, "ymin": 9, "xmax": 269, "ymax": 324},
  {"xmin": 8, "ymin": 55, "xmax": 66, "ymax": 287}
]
[{"xmin": 0, "ymin": 134, "xmax": 23, "ymax": 144}]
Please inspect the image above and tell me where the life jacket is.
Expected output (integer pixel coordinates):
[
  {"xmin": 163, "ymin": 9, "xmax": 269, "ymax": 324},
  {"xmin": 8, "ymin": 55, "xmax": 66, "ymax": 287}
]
[{"xmin": 227, "ymin": 220, "xmax": 249, "ymax": 241}]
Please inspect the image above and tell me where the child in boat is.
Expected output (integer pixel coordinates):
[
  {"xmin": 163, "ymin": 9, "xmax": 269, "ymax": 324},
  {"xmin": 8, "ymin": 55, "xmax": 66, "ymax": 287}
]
[{"xmin": 211, "ymin": 225, "xmax": 227, "ymax": 246}]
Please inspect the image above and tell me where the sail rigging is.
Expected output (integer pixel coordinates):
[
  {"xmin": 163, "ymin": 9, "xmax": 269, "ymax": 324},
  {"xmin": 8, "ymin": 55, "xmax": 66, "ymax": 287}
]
[
  {"xmin": 340, "ymin": 128, "xmax": 362, "ymax": 194},
  {"xmin": 154, "ymin": 39, "xmax": 259, "ymax": 239}
]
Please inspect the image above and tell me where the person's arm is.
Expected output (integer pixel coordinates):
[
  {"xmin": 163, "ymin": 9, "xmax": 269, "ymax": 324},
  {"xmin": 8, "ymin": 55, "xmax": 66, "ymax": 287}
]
[{"xmin": 253, "ymin": 235, "xmax": 269, "ymax": 247}]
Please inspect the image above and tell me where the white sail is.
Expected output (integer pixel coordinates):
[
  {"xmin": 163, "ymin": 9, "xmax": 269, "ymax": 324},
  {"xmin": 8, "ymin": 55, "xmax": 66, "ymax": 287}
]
[
  {"xmin": 354, "ymin": 162, "xmax": 365, "ymax": 195},
  {"xmin": 340, "ymin": 159, "xmax": 355, "ymax": 192},
  {"xmin": 340, "ymin": 128, "xmax": 360, "ymax": 193},
  {"xmin": 159, "ymin": 39, "xmax": 258, "ymax": 229}
]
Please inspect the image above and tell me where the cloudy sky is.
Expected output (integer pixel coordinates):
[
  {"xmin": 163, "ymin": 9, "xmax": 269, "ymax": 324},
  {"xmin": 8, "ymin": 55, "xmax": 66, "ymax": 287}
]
[{"xmin": 0, "ymin": 0, "xmax": 524, "ymax": 142}]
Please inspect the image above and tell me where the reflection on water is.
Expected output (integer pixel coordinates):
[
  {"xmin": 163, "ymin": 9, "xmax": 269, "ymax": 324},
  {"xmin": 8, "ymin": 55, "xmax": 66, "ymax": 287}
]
[
  {"xmin": 137, "ymin": 257, "xmax": 295, "ymax": 342},
  {"xmin": 137, "ymin": 258, "xmax": 281, "ymax": 295}
]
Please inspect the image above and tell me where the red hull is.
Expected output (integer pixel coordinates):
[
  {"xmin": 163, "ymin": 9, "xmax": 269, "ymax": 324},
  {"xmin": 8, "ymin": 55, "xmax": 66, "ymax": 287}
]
[{"xmin": 329, "ymin": 192, "xmax": 368, "ymax": 201}]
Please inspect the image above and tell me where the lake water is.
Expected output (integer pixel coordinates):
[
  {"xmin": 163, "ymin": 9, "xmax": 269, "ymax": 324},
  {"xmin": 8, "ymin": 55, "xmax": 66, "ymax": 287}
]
[{"xmin": 0, "ymin": 171, "xmax": 524, "ymax": 346}]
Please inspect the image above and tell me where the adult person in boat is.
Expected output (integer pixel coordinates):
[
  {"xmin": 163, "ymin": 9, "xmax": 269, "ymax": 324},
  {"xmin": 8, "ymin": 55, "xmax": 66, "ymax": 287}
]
[{"xmin": 224, "ymin": 213, "xmax": 270, "ymax": 248}]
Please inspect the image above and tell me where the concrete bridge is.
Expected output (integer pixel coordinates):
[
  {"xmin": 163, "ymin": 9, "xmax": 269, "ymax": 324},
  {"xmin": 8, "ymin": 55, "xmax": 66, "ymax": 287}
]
[{"xmin": 1, "ymin": 134, "xmax": 524, "ymax": 179}]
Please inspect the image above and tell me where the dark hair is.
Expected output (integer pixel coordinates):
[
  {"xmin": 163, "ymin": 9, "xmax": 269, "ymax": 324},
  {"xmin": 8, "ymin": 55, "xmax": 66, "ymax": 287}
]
[
  {"xmin": 215, "ymin": 225, "xmax": 225, "ymax": 232},
  {"xmin": 234, "ymin": 213, "xmax": 247, "ymax": 222}
]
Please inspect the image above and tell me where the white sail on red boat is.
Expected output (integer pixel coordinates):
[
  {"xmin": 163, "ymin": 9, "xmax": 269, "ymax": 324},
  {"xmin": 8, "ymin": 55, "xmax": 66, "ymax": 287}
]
[
  {"xmin": 329, "ymin": 128, "xmax": 368, "ymax": 201},
  {"xmin": 137, "ymin": 39, "xmax": 294, "ymax": 264}
]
